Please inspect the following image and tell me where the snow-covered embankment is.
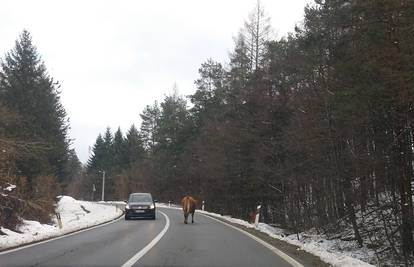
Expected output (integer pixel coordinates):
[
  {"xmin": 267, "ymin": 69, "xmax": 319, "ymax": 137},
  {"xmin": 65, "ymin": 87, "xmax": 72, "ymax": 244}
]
[{"xmin": 0, "ymin": 196, "xmax": 123, "ymax": 251}]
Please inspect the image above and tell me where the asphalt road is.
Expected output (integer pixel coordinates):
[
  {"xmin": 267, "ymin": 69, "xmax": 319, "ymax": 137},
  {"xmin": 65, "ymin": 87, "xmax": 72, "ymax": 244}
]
[{"xmin": 0, "ymin": 207, "xmax": 300, "ymax": 267}]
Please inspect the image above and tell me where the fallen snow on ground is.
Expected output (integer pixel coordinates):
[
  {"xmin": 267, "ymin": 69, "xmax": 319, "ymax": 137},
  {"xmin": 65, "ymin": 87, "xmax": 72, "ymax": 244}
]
[
  {"xmin": 254, "ymin": 225, "xmax": 376, "ymax": 267},
  {"xmin": 4, "ymin": 183, "xmax": 16, "ymax": 192},
  {"xmin": 157, "ymin": 203, "xmax": 375, "ymax": 267},
  {"xmin": 0, "ymin": 196, "xmax": 123, "ymax": 251}
]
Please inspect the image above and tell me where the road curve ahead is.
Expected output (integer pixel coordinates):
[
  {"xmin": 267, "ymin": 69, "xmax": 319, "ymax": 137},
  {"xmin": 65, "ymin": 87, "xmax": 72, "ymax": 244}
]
[{"xmin": 0, "ymin": 207, "xmax": 300, "ymax": 267}]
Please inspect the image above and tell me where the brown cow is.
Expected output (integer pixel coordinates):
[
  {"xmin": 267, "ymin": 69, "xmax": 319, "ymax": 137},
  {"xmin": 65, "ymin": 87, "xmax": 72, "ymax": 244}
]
[{"xmin": 181, "ymin": 196, "xmax": 197, "ymax": 224}]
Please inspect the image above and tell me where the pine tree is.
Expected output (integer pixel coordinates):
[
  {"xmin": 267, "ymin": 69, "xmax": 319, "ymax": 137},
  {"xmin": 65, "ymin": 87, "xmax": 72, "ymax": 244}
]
[
  {"xmin": 229, "ymin": 32, "xmax": 251, "ymax": 88},
  {"xmin": 140, "ymin": 101, "xmax": 161, "ymax": 152},
  {"xmin": 158, "ymin": 89, "xmax": 189, "ymax": 151},
  {"xmin": 191, "ymin": 59, "xmax": 225, "ymax": 126}
]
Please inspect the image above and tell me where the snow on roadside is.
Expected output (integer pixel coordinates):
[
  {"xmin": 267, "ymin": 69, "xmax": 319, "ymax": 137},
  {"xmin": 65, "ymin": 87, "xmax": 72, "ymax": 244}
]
[
  {"xmin": 0, "ymin": 196, "xmax": 123, "ymax": 251},
  {"xmin": 254, "ymin": 224, "xmax": 376, "ymax": 267},
  {"xmin": 157, "ymin": 203, "xmax": 375, "ymax": 267}
]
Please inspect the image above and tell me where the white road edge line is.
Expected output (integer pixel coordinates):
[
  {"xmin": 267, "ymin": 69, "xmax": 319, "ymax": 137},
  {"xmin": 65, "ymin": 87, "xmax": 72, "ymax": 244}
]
[
  {"xmin": 200, "ymin": 213, "xmax": 304, "ymax": 267},
  {"xmin": 0, "ymin": 214, "xmax": 124, "ymax": 256},
  {"xmin": 121, "ymin": 211, "xmax": 170, "ymax": 267}
]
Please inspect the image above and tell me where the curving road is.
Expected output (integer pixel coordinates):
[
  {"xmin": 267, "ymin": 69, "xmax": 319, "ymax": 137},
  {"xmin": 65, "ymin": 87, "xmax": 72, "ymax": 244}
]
[{"xmin": 0, "ymin": 207, "xmax": 302, "ymax": 267}]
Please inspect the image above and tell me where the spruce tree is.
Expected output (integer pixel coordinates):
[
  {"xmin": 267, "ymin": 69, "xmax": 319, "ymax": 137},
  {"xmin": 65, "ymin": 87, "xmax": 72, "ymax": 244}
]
[
  {"xmin": 87, "ymin": 134, "xmax": 105, "ymax": 173},
  {"xmin": 125, "ymin": 124, "xmax": 145, "ymax": 166},
  {"xmin": 0, "ymin": 30, "xmax": 70, "ymax": 184},
  {"xmin": 112, "ymin": 127, "xmax": 127, "ymax": 170}
]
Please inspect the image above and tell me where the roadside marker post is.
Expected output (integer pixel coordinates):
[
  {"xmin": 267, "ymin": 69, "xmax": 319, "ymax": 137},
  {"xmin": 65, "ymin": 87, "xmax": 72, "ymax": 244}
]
[
  {"xmin": 254, "ymin": 205, "xmax": 261, "ymax": 227},
  {"xmin": 91, "ymin": 184, "xmax": 96, "ymax": 201},
  {"xmin": 56, "ymin": 212, "xmax": 63, "ymax": 229},
  {"xmin": 202, "ymin": 201, "xmax": 205, "ymax": 211},
  {"xmin": 101, "ymin": 170, "xmax": 106, "ymax": 201}
]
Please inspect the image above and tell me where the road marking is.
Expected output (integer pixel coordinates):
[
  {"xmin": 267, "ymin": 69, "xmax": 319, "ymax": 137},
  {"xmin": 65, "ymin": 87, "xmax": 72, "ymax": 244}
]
[
  {"xmin": 201, "ymin": 214, "xmax": 304, "ymax": 267},
  {"xmin": 121, "ymin": 211, "xmax": 170, "ymax": 267},
  {"xmin": 0, "ymin": 215, "xmax": 124, "ymax": 255}
]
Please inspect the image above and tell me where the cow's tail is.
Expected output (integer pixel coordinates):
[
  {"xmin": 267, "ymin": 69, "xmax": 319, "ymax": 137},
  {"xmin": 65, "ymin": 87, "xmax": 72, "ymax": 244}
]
[
  {"xmin": 186, "ymin": 199, "xmax": 191, "ymax": 214},
  {"xmin": 182, "ymin": 196, "xmax": 189, "ymax": 213}
]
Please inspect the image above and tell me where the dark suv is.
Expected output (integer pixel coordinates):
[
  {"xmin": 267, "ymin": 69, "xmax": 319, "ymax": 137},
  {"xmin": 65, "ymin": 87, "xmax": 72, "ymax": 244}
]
[{"xmin": 125, "ymin": 193, "xmax": 156, "ymax": 220}]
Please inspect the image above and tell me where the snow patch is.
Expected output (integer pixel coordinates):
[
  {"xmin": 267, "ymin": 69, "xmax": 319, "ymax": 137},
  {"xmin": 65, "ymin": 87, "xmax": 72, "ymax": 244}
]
[{"xmin": 4, "ymin": 184, "xmax": 16, "ymax": 192}]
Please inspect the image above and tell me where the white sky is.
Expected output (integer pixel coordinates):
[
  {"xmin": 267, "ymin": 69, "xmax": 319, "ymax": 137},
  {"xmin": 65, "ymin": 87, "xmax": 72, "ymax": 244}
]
[{"xmin": 0, "ymin": 0, "xmax": 312, "ymax": 163}]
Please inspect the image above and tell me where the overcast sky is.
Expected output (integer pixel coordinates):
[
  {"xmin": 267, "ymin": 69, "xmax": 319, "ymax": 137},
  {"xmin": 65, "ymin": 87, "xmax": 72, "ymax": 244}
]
[{"xmin": 0, "ymin": 0, "xmax": 312, "ymax": 163}]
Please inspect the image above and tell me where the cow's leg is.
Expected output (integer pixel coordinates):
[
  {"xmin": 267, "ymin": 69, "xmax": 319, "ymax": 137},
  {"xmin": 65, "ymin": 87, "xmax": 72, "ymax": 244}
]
[
  {"xmin": 191, "ymin": 211, "xmax": 195, "ymax": 223},
  {"xmin": 184, "ymin": 213, "xmax": 188, "ymax": 224}
]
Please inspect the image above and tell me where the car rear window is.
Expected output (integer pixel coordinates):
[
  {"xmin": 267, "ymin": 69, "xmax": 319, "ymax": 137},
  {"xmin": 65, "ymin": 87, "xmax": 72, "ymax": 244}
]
[{"xmin": 129, "ymin": 194, "xmax": 152, "ymax": 202}]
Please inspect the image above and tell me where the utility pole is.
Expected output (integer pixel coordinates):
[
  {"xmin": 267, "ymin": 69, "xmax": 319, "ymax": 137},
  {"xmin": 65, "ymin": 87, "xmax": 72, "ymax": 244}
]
[{"xmin": 101, "ymin": 170, "xmax": 106, "ymax": 201}]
